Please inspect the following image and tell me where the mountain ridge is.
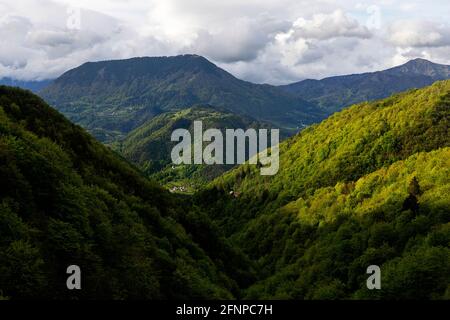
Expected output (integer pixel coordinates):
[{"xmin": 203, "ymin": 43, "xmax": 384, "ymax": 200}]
[
  {"xmin": 280, "ymin": 58, "xmax": 450, "ymax": 114},
  {"xmin": 40, "ymin": 54, "xmax": 320, "ymax": 142},
  {"xmin": 40, "ymin": 55, "xmax": 450, "ymax": 143}
]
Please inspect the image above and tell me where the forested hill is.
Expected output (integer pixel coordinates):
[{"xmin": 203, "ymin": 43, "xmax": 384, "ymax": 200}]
[
  {"xmin": 211, "ymin": 80, "xmax": 450, "ymax": 207},
  {"xmin": 197, "ymin": 80, "xmax": 450, "ymax": 299},
  {"xmin": 0, "ymin": 86, "xmax": 254, "ymax": 299},
  {"xmin": 40, "ymin": 55, "xmax": 319, "ymax": 142}
]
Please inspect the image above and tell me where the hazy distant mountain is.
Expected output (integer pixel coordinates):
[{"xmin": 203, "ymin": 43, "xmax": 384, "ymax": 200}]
[
  {"xmin": 280, "ymin": 58, "xmax": 450, "ymax": 114},
  {"xmin": 0, "ymin": 77, "xmax": 52, "ymax": 93},
  {"xmin": 40, "ymin": 55, "xmax": 320, "ymax": 142}
]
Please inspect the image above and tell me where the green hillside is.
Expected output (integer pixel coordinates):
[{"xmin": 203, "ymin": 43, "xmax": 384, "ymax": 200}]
[
  {"xmin": 244, "ymin": 148, "xmax": 450, "ymax": 299},
  {"xmin": 1, "ymin": 79, "xmax": 449, "ymax": 300},
  {"xmin": 209, "ymin": 80, "xmax": 449, "ymax": 211},
  {"xmin": 40, "ymin": 55, "xmax": 320, "ymax": 142},
  {"xmin": 114, "ymin": 106, "xmax": 279, "ymax": 190},
  {"xmin": 196, "ymin": 80, "xmax": 450, "ymax": 299},
  {"xmin": 0, "ymin": 86, "xmax": 254, "ymax": 299}
]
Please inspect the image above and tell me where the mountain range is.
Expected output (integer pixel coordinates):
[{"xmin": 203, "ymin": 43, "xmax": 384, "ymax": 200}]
[
  {"xmin": 280, "ymin": 58, "xmax": 450, "ymax": 114},
  {"xmin": 0, "ymin": 78, "xmax": 448, "ymax": 299},
  {"xmin": 39, "ymin": 55, "xmax": 320, "ymax": 142},
  {"xmin": 36, "ymin": 55, "xmax": 450, "ymax": 192},
  {"xmin": 38, "ymin": 56, "xmax": 450, "ymax": 144},
  {"xmin": 0, "ymin": 54, "xmax": 449, "ymax": 300}
]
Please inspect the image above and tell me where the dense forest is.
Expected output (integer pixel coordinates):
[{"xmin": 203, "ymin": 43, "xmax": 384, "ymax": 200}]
[
  {"xmin": 0, "ymin": 79, "xmax": 449, "ymax": 300},
  {"xmin": 196, "ymin": 80, "xmax": 450, "ymax": 299},
  {"xmin": 0, "ymin": 86, "xmax": 254, "ymax": 299}
]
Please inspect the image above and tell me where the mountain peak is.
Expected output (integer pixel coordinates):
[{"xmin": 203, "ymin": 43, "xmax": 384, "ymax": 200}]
[
  {"xmin": 393, "ymin": 58, "xmax": 450, "ymax": 77},
  {"xmin": 408, "ymin": 57, "xmax": 433, "ymax": 64}
]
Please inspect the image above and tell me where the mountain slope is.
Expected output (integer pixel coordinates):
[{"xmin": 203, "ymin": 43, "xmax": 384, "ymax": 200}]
[
  {"xmin": 40, "ymin": 55, "xmax": 319, "ymax": 142},
  {"xmin": 0, "ymin": 86, "xmax": 254, "ymax": 299},
  {"xmin": 210, "ymin": 80, "xmax": 450, "ymax": 214},
  {"xmin": 196, "ymin": 80, "xmax": 450, "ymax": 299},
  {"xmin": 280, "ymin": 58, "xmax": 450, "ymax": 115},
  {"xmin": 114, "ymin": 106, "xmax": 278, "ymax": 190}
]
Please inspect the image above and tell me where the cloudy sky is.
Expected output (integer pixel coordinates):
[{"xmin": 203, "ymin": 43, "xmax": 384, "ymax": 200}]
[{"xmin": 1, "ymin": 0, "xmax": 449, "ymax": 84}]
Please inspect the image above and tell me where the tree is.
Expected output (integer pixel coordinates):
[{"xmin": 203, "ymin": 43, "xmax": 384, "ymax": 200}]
[{"xmin": 408, "ymin": 176, "xmax": 422, "ymax": 197}]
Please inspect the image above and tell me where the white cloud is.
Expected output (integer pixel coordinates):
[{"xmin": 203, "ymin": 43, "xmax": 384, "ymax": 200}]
[
  {"xmin": 0, "ymin": 0, "xmax": 449, "ymax": 83},
  {"xmin": 191, "ymin": 15, "xmax": 290, "ymax": 63},
  {"xmin": 388, "ymin": 20, "xmax": 450, "ymax": 47},
  {"xmin": 292, "ymin": 9, "xmax": 372, "ymax": 40}
]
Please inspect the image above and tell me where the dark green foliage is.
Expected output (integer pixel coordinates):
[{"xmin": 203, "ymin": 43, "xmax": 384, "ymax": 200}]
[{"xmin": 0, "ymin": 86, "xmax": 254, "ymax": 299}]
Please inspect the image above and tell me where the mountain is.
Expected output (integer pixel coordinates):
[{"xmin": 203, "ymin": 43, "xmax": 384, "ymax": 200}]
[
  {"xmin": 40, "ymin": 55, "xmax": 320, "ymax": 142},
  {"xmin": 0, "ymin": 78, "xmax": 52, "ymax": 93},
  {"xmin": 0, "ymin": 86, "xmax": 254, "ymax": 299},
  {"xmin": 196, "ymin": 80, "xmax": 450, "ymax": 299},
  {"xmin": 39, "ymin": 56, "xmax": 450, "ymax": 145},
  {"xmin": 113, "ymin": 106, "xmax": 280, "ymax": 190},
  {"xmin": 1, "ymin": 80, "xmax": 449, "ymax": 300},
  {"xmin": 280, "ymin": 58, "xmax": 450, "ymax": 115}
]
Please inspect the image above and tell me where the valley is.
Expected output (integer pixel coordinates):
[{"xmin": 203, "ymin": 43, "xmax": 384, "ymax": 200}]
[
  {"xmin": 36, "ymin": 56, "xmax": 450, "ymax": 189},
  {"xmin": 0, "ymin": 57, "xmax": 449, "ymax": 300}
]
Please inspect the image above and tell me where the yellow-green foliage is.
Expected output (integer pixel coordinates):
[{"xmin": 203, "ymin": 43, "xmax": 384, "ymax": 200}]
[
  {"xmin": 239, "ymin": 149, "xmax": 450, "ymax": 300},
  {"xmin": 197, "ymin": 80, "xmax": 450, "ymax": 299},
  {"xmin": 213, "ymin": 80, "xmax": 449, "ymax": 205},
  {"xmin": 283, "ymin": 148, "xmax": 449, "ymax": 225}
]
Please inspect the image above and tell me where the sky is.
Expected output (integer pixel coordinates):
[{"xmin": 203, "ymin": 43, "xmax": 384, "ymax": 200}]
[{"xmin": 1, "ymin": 0, "xmax": 449, "ymax": 84}]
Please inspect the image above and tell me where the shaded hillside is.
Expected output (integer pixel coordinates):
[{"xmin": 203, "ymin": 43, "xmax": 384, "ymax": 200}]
[
  {"xmin": 40, "ymin": 55, "xmax": 319, "ymax": 142},
  {"xmin": 0, "ymin": 86, "xmax": 254, "ymax": 299},
  {"xmin": 280, "ymin": 58, "xmax": 450, "ymax": 115}
]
